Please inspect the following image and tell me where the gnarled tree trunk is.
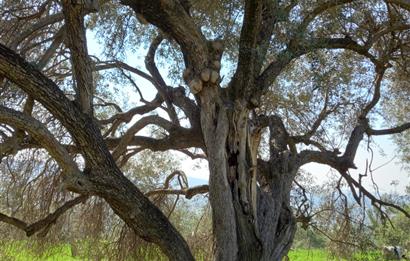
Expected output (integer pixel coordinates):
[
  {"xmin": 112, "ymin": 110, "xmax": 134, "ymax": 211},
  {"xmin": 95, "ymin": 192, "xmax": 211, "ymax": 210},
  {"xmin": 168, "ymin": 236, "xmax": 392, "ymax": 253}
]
[
  {"xmin": 200, "ymin": 86, "xmax": 298, "ymax": 261},
  {"xmin": 4, "ymin": 1, "xmax": 409, "ymax": 261}
]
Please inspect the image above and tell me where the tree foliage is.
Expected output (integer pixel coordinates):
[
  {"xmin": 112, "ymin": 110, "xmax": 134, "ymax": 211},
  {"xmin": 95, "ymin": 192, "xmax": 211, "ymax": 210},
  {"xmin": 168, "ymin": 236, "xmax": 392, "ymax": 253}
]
[{"xmin": 1, "ymin": 0, "xmax": 410, "ymax": 260}]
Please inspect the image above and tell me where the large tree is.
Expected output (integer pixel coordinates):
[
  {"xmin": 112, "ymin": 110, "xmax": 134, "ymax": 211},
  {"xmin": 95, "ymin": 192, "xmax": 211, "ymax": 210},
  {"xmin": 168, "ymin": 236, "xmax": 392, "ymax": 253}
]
[{"xmin": 1, "ymin": 0, "xmax": 410, "ymax": 260}]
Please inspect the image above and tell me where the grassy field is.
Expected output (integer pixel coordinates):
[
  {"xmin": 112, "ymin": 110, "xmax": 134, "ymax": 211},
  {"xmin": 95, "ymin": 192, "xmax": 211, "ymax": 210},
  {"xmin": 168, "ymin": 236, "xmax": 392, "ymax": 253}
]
[
  {"xmin": 0, "ymin": 242, "xmax": 78, "ymax": 261},
  {"xmin": 288, "ymin": 249, "xmax": 383, "ymax": 261},
  {"xmin": 0, "ymin": 242, "xmax": 384, "ymax": 261}
]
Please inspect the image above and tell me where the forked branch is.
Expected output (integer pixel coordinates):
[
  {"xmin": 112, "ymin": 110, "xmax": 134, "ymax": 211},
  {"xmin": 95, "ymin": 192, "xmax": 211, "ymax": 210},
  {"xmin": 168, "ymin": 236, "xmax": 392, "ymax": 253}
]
[{"xmin": 0, "ymin": 195, "xmax": 88, "ymax": 237}]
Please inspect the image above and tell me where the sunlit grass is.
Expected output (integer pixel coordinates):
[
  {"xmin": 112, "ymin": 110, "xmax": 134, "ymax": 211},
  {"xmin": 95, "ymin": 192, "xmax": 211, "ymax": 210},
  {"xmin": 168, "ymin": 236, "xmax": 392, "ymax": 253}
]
[
  {"xmin": 0, "ymin": 241, "xmax": 209, "ymax": 261},
  {"xmin": 288, "ymin": 249, "xmax": 344, "ymax": 261},
  {"xmin": 1, "ymin": 242, "xmax": 385, "ymax": 261},
  {"xmin": 288, "ymin": 249, "xmax": 383, "ymax": 261},
  {"xmin": 0, "ymin": 241, "xmax": 79, "ymax": 261}
]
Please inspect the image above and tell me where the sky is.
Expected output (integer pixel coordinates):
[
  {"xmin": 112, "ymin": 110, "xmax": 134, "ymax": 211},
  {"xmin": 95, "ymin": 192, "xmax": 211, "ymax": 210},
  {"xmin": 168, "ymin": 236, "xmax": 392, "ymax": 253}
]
[{"xmin": 86, "ymin": 30, "xmax": 409, "ymax": 195}]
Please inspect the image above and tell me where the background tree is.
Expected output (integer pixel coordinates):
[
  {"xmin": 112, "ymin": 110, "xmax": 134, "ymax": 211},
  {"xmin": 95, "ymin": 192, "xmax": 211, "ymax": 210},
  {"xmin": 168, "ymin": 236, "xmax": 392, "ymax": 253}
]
[{"xmin": 1, "ymin": 0, "xmax": 410, "ymax": 260}]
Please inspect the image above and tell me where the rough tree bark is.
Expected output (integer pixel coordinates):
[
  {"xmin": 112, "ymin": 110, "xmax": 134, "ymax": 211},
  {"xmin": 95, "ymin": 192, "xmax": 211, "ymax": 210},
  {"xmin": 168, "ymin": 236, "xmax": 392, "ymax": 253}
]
[
  {"xmin": 201, "ymin": 92, "xmax": 299, "ymax": 260},
  {"xmin": 1, "ymin": 0, "xmax": 410, "ymax": 261}
]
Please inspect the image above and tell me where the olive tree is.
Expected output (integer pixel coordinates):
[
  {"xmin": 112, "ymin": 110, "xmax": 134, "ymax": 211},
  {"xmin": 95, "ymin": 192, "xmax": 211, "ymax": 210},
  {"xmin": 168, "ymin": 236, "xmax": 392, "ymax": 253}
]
[{"xmin": 1, "ymin": 0, "xmax": 410, "ymax": 260}]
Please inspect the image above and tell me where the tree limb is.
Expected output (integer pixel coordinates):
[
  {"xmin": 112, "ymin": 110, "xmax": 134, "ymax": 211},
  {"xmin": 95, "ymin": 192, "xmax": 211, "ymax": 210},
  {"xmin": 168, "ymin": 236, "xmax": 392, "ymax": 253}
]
[
  {"xmin": 366, "ymin": 123, "xmax": 410, "ymax": 135},
  {"xmin": 257, "ymin": 37, "xmax": 377, "ymax": 91},
  {"xmin": 145, "ymin": 34, "xmax": 179, "ymax": 124},
  {"xmin": 0, "ymin": 105, "xmax": 78, "ymax": 175},
  {"xmin": 297, "ymin": 0, "xmax": 356, "ymax": 34},
  {"xmin": 62, "ymin": 0, "xmax": 94, "ymax": 114},
  {"xmin": 111, "ymin": 115, "xmax": 178, "ymax": 160},
  {"xmin": 12, "ymin": 13, "xmax": 65, "ymax": 49},
  {"xmin": 120, "ymin": 0, "xmax": 208, "ymax": 70},
  {"xmin": 145, "ymin": 185, "xmax": 209, "ymax": 199},
  {"xmin": 229, "ymin": 0, "xmax": 263, "ymax": 101},
  {"xmin": 338, "ymin": 170, "xmax": 410, "ymax": 218},
  {"xmin": 0, "ymin": 195, "xmax": 88, "ymax": 237}
]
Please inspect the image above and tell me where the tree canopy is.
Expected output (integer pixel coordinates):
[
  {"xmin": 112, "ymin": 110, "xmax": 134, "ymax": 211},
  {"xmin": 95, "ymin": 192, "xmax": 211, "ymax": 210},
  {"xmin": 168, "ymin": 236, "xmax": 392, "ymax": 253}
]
[{"xmin": 0, "ymin": 0, "xmax": 410, "ymax": 260}]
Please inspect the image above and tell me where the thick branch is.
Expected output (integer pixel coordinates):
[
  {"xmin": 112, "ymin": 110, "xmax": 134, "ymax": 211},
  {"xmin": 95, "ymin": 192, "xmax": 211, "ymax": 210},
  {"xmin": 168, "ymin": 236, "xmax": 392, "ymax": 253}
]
[
  {"xmin": 120, "ymin": 0, "xmax": 208, "ymax": 70},
  {"xmin": 177, "ymin": 149, "xmax": 207, "ymax": 159},
  {"xmin": 298, "ymin": 149, "xmax": 343, "ymax": 169},
  {"xmin": 62, "ymin": 0, "xmax": 94, "ymax": 114},
  {"xmin": 229, "ymin": 0, "xmax": 263, "ymax": 100},
  {"xmin": 0, "ymin": 213, "xmax": 27, "ymax": 231},
  {"xmin": 0, "ymin": 43, "xmax": 111, "ymax": 167},
  {"xmin": 4, "ymin": 122, "xmax": 204, "ymax": 157},
  {"xmin": 0, "ymin": 105, "xmax": 78, "ymax": 175},
  {"xmin": 257, "ymin": 37, "xmax": 377, "ymax": 91},
  {"xmin": 253, "ymin": 0, "xmax": 278, "ymax": 75}
]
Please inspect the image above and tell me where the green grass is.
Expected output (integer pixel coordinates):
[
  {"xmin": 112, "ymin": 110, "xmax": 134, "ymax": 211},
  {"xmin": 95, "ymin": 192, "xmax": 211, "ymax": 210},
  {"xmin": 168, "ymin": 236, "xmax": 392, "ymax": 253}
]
[
  {"xmin": 0, "ymin": 241, "xmax": 170, "ymax": 261},
  {"xmin": 288, "ymin": 249, "xmax": 345, "ymax": 261},
  {"xmin": 0, "ymin": 242, "xmax": 79, "ymax": 261},
  {"xmin": 0, "ymin": 241, "xmax": 210, "ymax": 261},
  {"xmin": 1, "ymin": 242, "xmax": 384, "ymax": 261},
  {"xmin": 288, "ymin": 249, "xmax": 384, "ymax": 261}
]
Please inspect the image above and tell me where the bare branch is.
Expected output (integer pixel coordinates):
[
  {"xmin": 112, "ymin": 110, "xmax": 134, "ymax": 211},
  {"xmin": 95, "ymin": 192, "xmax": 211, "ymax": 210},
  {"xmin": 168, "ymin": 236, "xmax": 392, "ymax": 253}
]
[
  {"xmin": 25, "ymin": 195, "xmax": 88, "ymax": 237},
  {"xmin": 360, "ymin": 68, "xmax": 386, "ymax": 118},
  {"xmin": 0, "ymin": 195, "xmax": 88, "ymax": 237},
  {"xmin": 338, "ymin": 170, "xmax": 410, "ymax": 219},
  {"xmin": 177, "ymin": 149, "xmax": 207, "ymax": 160},
  {"xmin": 0, "ymin": 213, "xmax": 27, "ymax": 230},
  {"xmin": 298, "ymin": 148, "xmax": 410, "ymax": 219},
  {"xmin": 145, "ymin": 170, "xmax": 207, "ymax": 200},
  {"xmin": 291, "ymin": 91, "xmax": 338, "ymax": 146},
  {"xmin": 99, "ymin": 93, "xmax": 163, "ymax": 125},
  {"xmin": 95, "ymin": 60, "xmax": 155, "ymax": 85},
  {"xmin": 112, "ymin": 115, "xmax": 177, "ymax": 160},
  {"xmin": 146, "ymin": 185, "xmax": 209, "ymax": 199},
  {"xmin": 367, "ymin": 122, "xmax": 410, "ymax": 135},
  {"xmin": 145, "ymin": 34, "xmax": 179, "ymax": 124},
  {"xmin": 311, "ymin": 223, "xmax": 360, "ymax": 248}
]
